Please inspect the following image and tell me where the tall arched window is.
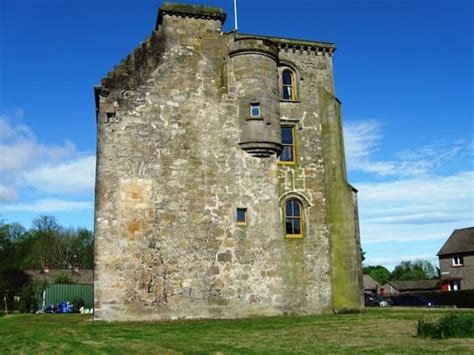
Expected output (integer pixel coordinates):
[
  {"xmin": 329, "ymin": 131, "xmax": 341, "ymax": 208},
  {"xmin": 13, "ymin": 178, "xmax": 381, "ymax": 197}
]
[
  {"xmin": 282, "ymin": 69, "xmax": 296, "ymax": 100},
  {"xmin": 285, "ymin": 199, "xmax": 303, "ymax": 238}
]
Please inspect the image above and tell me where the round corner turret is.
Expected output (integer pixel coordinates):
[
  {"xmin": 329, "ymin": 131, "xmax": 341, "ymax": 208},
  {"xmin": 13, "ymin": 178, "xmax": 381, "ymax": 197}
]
[{"xmin": 228, "ymin": 37, "xmax": 282, "ymax": 158}]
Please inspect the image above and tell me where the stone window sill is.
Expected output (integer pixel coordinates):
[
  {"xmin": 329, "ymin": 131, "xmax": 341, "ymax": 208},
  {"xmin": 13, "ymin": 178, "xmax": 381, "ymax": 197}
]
[{"xmin": 285, "ymin": 235, "xmax": 303, "ymax": 239}]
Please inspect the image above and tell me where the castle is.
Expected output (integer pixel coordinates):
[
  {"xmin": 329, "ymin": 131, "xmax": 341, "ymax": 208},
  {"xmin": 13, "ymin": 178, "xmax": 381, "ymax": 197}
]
[{"xmin": 94, "ymin": 2, "xmax": 363, "ymax": 321}]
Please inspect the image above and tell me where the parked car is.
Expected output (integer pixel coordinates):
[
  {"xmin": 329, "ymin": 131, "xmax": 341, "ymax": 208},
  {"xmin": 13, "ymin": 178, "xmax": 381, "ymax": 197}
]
[
  {"xmin": 364, "ymin": 293, "xmax": 391, "ymax": 307},
  {"xmin": 391, "ymin": 294, "xmax": 435, "ymax": 307}
]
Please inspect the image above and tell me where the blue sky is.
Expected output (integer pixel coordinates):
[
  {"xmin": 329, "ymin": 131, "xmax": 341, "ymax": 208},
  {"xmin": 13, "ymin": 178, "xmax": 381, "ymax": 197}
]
[{"xmin": 1, "ymin": 0, "xmax": 472, "ymax": 270}]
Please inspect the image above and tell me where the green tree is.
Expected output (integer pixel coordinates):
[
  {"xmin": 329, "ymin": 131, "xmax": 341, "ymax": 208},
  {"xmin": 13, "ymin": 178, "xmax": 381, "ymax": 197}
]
[
  {"xmin": 0, "ymin": 217, "xmax": 95, "ymax": 311},
  {"xmin": 391, "ymin": 260, "xmax": 438, "ymax": 281},
  {"xmin": 18, "ymin": 280, "xmax": 48, "ymax": 313},
  {"xmin": 0, "ymin": 221, "xmax": 30, "ymax": 311},
  {"xmin": 32, "ymin": 215, "xmax": 61, "ymax": 234},
  {"xmin": 363, "ymin": 265, "xmax": 391, "ymax": 285},
  {"xmin": 21, "ymin": 216, "xmax": 94, "ymax": 270},
  {"xmin": 70, "ymin": 228, "xmax": 94, "ymax": 269},
  {"xmin": 0, "ymin": 221, "xmax": 27, "ymax": 267},
  {"xmin": 2, "ymin": 216, "xmax": 95, "ymax": 272}
]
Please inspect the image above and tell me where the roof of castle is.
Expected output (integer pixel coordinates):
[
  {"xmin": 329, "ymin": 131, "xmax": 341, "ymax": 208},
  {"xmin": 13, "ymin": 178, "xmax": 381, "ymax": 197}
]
[
  {"xmin": 96, "ymin": 2, "xmax": 336, "ymax": 97},
  {"xmin": 437, "ymin": 227, "xmax": 474, "ymax": 256},
  {"xmin": 157, "ymin": 2, "xmax": 227, "ymax": 26},
  {"xmin": 156, "ymin": 3, "xmax": 335, "ymax": 52},
  {"xmin": 236, "ymin": 33, "xmax": 336, "ymax": 53}
]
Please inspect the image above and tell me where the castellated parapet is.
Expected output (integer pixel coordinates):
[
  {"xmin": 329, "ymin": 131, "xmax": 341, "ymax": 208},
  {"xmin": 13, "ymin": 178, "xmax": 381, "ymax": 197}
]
[{"xmin": 94, "ymin": 2, "xmax": 363, "ymax": 321}]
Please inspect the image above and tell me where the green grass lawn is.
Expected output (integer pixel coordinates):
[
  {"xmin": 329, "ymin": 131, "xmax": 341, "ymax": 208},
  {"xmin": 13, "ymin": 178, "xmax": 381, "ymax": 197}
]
[{"xmin": 1, "ymin": 308, "xmax": 473, "ymax": 354}]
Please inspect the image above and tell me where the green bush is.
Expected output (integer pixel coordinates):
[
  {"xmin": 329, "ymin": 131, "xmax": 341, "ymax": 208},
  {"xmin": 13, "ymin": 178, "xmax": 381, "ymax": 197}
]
[
  {"xmin": 18, "ymin": 280, "xmax": 48, "ymax": 313},
  {"xmin": 417, "ymin": 313, "xmax": 474, "ymax": 339},
  {"xmin": 53, "ymin": 273, "xmax": 76, "ymax": 284}
]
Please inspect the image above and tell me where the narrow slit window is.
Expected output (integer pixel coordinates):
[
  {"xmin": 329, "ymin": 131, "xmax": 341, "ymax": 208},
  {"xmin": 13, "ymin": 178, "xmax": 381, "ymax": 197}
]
[
  {"xmin": 285, "ymin": 199, "xmax": 303, "ymax": 238},
  {"xmin": 250, "ymin": 102, "xmax": 261, "ymax": 118},
  {"xmin": 236, "ymin": 208, "xmax": 247, "ymax": 224},
  {"xmin": 279, "ymin": 126, "xmax": 295, "ymax": 163}
]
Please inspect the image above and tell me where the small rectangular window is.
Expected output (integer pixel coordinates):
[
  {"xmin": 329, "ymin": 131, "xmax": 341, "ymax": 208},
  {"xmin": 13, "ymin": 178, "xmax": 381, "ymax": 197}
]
[
  {"xmin": 236, "ymin": 208, "xmax": 247, "ymax": 224},
  {"xmin": 250, "ymin": 102, "xmax": 261, "ymax": 118},
  {"xmin": 452, "ymin": 256, "xmax": 464, "ymax": 266},
  {"xmin": 278, "ymin": 126, "xmax": 295, "ymax": 163}
]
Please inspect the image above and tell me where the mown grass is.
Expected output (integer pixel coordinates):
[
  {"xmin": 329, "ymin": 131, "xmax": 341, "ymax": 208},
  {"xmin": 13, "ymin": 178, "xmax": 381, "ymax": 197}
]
[{"xmin": 0, "ymin": 308, "xmax": 473, "ymax": 354}]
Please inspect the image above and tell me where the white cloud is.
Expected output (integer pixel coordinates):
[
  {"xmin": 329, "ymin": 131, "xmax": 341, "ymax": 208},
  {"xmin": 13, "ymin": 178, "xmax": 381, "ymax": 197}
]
[
  {"xmin": 0, "ymin": 199, "xmax": 92, "ymax": 213},
  {"xmin": 358, "ymin": 171, "xmax": 473, "ymax": 214},
  {"xmin": 0, "ymin": 183, "xmax": 17, "ymax": 201},
  {"xmin": 22, "ymin": 156, "xmax": 96, "ymax": 195},
  {"xmin": 0, "ymin": 116, "xmax": 95, "ymax": 202},
  {"xmin": 344, "ymin": 119, "xmax": 382, "ymax": 161},
  {"xmin": 344, "ymin": 120, "xmax": 394, "ymax": 175},
  {"xmin": 344, "ymin": 120, "xmax": 473, "ymax": 177},
  {"xmin": 345, "ymin": 119, "xmax": 474, "ymax": 267},
  {"xmin": 0, "ymin": 118, "xmax": 76, "ymax": 174}
]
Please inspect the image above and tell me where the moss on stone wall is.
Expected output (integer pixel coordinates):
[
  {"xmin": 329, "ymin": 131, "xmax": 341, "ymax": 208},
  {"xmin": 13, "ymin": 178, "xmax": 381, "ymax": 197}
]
[
  {"xmin": 95, "ymin": 3, "xmax": 358, "ymax": 320},
  {"xmin": 319, "ymin": 88, "xmax": 362, "ymax": 312}
]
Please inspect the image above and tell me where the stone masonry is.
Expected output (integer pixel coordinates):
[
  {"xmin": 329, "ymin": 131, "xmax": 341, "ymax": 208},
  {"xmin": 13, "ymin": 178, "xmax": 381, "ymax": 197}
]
[{"xmin": 94, "ymin": 2, "xmax": 363, "ymax": 321}]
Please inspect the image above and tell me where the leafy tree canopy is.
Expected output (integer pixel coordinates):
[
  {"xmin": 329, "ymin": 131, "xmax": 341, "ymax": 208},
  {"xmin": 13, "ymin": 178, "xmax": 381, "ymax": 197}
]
[
  {"xmin": 390, "ymin": 260, "xmax": 438, "ymax": 281},
  {"xmin": 0, "ymin": 216, "xmax": 94, "ymax": 303}
]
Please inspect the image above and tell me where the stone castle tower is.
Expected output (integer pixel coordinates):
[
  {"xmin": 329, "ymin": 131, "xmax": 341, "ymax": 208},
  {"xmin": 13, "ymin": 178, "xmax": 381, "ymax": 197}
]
[{"xmin": 94, "ymin": 2, "xmax": 363, "ymax": 321}]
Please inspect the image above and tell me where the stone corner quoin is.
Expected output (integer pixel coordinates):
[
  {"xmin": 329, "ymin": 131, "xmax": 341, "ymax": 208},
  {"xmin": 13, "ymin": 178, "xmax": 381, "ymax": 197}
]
[{"xmin": 93, "ymin": 2, "xmax": 363, "ymax": 321}]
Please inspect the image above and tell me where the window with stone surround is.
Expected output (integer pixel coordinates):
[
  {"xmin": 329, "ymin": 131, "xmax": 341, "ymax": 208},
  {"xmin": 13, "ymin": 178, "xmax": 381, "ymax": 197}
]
[
  {"xmin": 285, "ymin": 199, "xmax": 303, "ymax": 238},
  {"xmin": 281, "ymin": 68, "xmax": 297, "ymax": 101},
  {"xmin": 236, "ymin": 208, "xmax": 247, "ymax": 225},
  {"xmin": 250, "ymin": 102, "xmax": 261, "ymax": 118},
  {"xmin": 278, "ymin": 126, "xmax": 296, "ymax": 163}
]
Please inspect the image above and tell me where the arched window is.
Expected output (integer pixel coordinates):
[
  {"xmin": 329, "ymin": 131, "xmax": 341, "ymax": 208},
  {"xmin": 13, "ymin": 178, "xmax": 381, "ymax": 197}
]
[
  {"xmin": 285, "ymin": 199, "xmax": 303, "ymax": 238},
  {"xmin": 282, "ymin": 69, "xmax": 296, "ymax": 100}
]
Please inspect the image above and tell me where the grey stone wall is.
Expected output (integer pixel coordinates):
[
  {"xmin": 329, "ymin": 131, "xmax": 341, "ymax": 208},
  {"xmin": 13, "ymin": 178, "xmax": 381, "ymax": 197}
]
[
  {"xmin": 94, "ymin": 3, "xmax": 362, "ymax": 321},
  {"xmin": 275, "ymin": 47, "xmax": 336, "ymax": 312}
]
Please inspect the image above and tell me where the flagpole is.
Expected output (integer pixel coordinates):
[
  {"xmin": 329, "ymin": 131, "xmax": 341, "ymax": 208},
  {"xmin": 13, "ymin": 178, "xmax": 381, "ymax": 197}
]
[{"xmin": 234, "ymin": 0, "xmax": 238, "ymax": 31}]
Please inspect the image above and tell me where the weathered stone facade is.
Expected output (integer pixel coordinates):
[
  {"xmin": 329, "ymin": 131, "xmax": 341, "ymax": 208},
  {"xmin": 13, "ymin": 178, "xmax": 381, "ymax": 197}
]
[{"xmin": 94, "ymin": 2, "xmax": 363, "ymax": 321}]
